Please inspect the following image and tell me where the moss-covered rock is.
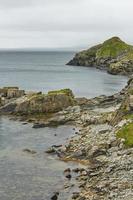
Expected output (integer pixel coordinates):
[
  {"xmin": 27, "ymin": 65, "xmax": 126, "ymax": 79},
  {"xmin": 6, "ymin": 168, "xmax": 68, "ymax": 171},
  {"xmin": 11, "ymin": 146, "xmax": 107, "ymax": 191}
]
[
  {"xmin": 67, "ymin": 36, "xmax": 133, "ymax": 75},
  {"xmin": 0, "ymin": 88, "xmax": 76, "ymax": 115},
  {"xmin": 48, "ymin": 88, "xmax": 74, "ymax": 97}
]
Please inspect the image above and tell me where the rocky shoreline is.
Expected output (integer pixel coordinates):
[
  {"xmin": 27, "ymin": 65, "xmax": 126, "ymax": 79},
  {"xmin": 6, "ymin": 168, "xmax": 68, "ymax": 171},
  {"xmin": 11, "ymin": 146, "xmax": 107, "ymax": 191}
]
[
  {"xmin": 57, "ymin": 78, "xmax": 133, "ymax": 200},
  {"xmin": 0, "ymin": 78, "xmax": 133, "ymax": 200}
]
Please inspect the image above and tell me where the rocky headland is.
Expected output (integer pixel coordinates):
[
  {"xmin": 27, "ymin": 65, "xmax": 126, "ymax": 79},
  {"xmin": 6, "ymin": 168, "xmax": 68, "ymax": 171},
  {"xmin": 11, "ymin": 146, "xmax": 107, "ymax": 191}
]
[
  {"xmin": 0, "ymin": 79, "xmax": 133, "ymax": 200},
  {"xmin": 67, "ymin": 37, "xmax": 133, "ymax": 75}
]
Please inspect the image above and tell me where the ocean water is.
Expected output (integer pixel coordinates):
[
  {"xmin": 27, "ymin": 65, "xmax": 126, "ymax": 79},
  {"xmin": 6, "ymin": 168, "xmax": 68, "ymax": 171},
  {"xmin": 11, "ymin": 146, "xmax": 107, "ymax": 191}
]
[{"xmin": 0, "ymin": 51, "xmax": 128, "ymax": 97}]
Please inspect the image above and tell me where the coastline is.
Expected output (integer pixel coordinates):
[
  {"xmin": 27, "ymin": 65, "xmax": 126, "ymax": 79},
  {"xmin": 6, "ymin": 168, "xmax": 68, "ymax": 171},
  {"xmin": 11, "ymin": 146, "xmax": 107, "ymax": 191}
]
[{"xmin": 0, "ymin": 77, "xmax": 133, "ymax": 199}]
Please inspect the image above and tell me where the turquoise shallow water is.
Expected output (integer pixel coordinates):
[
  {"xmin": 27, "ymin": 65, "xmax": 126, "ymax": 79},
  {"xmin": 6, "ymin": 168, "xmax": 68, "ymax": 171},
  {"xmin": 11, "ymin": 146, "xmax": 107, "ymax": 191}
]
[{"xmin": 0, "ymin": 51, "xmax": 128, "ymax": 97}]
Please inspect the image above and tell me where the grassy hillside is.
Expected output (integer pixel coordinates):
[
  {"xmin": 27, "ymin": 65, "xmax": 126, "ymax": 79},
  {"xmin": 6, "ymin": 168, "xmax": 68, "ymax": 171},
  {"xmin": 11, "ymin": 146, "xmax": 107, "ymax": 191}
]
[
  {"xmin": 67, "ymin": 36, "xmax": 133, "ymax": 75},
  {"xmin": 96, "ymin": 37, "xmax": 133, "ymax": 58}
]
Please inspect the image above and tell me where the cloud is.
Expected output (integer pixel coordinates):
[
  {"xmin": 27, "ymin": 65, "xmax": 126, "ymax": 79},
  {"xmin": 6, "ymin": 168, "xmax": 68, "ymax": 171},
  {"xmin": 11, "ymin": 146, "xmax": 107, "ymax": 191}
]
[{"xmin": 0, "ymin": 0, "xmax": 132, "ymax": 48}]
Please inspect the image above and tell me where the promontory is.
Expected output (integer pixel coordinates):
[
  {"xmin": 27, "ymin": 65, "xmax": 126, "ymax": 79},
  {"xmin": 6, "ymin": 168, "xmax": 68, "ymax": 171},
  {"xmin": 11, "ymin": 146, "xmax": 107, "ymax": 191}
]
[{"xmin": 67, "ymin": 37, "xmax": 133, "ymax": 75}]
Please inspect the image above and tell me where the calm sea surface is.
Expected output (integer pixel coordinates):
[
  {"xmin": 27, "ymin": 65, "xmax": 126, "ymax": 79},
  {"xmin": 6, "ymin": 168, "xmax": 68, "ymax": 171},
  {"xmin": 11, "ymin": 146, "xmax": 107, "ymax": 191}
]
[
  {"xmin": 0, "ymin": 51, "xmax": 128, "ymax": 199},
  {"xmin": 0, "ymin": 117, "xmax": 81, "ymax": 200},
  {"xmin": 0, "ymin": 51, "xmax": 127, "ymax": 97}
]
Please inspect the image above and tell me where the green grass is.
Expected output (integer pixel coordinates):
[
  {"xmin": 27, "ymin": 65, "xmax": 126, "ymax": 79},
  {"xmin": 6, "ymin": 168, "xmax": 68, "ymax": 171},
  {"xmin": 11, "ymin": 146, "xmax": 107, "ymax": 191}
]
[
  {"xmin": 48, "ymin": 88, "xmax": 74, "ymax": 97},
  {"xmin": 96, "ymin": 37, "xmax": 132, "ymax": 58},
  {"xmin": 116, "ymin": 122, "xmax": 133, "ymax": 147},
  {"xmin": 78, "ymin": 44, "xmax": 102, "ymax": 58},
  {"xmin": 128, "ymin": 88, "xmax": 133, "ymax": 95},
  {"xmin": 124, "ymin": 113, "xmax": 133, "ymax": 120},
  {"xmin": 28, "ymin": 89, "xmax": 74, "ymax": 101}
]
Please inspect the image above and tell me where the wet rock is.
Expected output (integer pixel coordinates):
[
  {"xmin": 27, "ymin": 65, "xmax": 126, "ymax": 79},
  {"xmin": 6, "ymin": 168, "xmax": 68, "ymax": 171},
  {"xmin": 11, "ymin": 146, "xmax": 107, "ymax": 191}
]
[
  {"xmin": 22, "ymin": 122, "xmax": 28, "ymax": 125},
  {"xmin": 65, "ymin": 173, "xmax": 72, "ymax": 179},
  {"xmin": 64, "ymin": 168, "xmax": 71, "ymax": 173},
  {"xmin": 64, "ymin": 168, "xmax": 72, "ymax": 179},
  {"xmin": 23, "ymin": 148, "xmax": 37, "ymax": 154},
  {"xmin": 51, "ymin": 192, "xmax": 59, "ymax": 200},
  {"xmin": 71, "ymin": 192, "xmax": 80, "ymax": 199},
  {"xmin": 72, "ymin": 168, "xmax": 86, "ymax": 173},
  {"xmin": 72, "ymin": 168, "xmax": 81, "ymax": 173},
  {"xmin": 52, "ymin": 145, "xmax": 62, "ymax": 148},
  {"xmin": 45, "ymin": 147, "xmax": 56, "ymax": 154},
  {"xmin": 32, "ymin": 123, "xmax": 46, "ymax": 128}
]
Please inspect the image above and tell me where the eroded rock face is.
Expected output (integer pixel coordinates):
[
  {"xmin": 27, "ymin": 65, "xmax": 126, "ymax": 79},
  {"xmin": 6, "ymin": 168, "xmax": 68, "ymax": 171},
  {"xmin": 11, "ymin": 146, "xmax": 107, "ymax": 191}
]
[
  {"xmin": 67, "ymin": 37, "xmax": 133, "ymax": 75},
  {"xmin": 111, "ymin": 77, "xmax": 133, "ymax": 125},
  {"xmin": 0, "ymin": 88, "xmax": 77, "ymax": 115}
]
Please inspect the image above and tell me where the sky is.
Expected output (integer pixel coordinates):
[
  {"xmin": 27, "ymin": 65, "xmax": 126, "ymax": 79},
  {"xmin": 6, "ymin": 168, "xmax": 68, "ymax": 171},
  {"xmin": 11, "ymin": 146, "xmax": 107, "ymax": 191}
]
[{"xmin": 0, "ymin": 0, "xmax": 133, "ymax": 50}]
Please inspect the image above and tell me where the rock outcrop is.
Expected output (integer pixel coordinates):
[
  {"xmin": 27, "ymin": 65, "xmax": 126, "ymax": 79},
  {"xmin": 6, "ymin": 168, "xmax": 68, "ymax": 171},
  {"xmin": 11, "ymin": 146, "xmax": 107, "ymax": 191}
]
[
  {"xmin": 111, "ymin": 77, "xmax": 133, "ymax": 125},
  {"xmin": 67, "ymin": 37, "xmax": 133, "ymax": 75},
  {"xmin": 0, "ymin": 87, "xmax": 25, "ymax": 98},
  {"xmin": 0, "ymin": 88, "xmax": 76, "ymax": 115}
]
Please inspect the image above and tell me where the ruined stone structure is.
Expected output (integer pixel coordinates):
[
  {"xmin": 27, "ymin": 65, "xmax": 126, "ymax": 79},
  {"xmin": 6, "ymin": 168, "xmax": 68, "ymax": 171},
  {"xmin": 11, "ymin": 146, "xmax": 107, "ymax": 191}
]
[{"xmin": 0, "ymin": 87, "xmax": 25, "ymax": 99}]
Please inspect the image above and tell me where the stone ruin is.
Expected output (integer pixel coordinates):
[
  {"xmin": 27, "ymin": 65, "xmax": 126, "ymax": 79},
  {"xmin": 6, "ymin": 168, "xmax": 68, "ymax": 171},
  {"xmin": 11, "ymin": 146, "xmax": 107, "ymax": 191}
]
[{"xmin": 0, "ymin": 87, "xmax": 25, "ymax": 99}]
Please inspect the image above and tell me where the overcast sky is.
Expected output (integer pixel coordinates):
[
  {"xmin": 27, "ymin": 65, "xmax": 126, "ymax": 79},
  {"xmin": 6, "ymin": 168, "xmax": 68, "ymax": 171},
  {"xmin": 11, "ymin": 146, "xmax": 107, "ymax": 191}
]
[{"xmin": 0, "ymin": 0, "xmax": 133, "ymax": 49}]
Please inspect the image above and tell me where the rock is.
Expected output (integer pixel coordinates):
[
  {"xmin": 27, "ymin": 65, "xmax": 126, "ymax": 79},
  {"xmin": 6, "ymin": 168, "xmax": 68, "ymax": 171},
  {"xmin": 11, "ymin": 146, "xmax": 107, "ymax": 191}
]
[
  {"xmin": 32, "ymin": 123, "xmax": 46, "ymax": 128},
  {"xmin": 23, "ymin": 149, "xmax": 37, "ymax": 154},
  {"xmin": 111, "ymin": 77, "xmax": 133, "ymax": 125},
  {"xmin": 0, "ymin": 88, "xmax": 77, "ymax": 115},
  {"xmin": 65, "ymin": 173, "xmax": 72, "ymax": 179},
  {"xmin": 0, "ymin": 102, "xmax": 17, "ymax": 113},
  {"xmin": 22, "ymin": 122, "xmax": 28, "ymax": 125},
  {"xmin": 88, "ymin": 146, "xmax": 107, "ymax": 158},
  {"xmin": 72, "ymin": 168, "xmax": 81, "ymax": 173},
  {"xmin": 72, "ymin": 168, "xmax": 85, "ymax": 173},
  {"xmin": 20, "ymin": 89, "xmax": 76, "ymax": 114},
  {"xmin": 45, "ymin": 147, "xmax": 56, "ymax": 154},
  {"xmin": 7, "ymin": 88, "xmax": 25, "ymax": 99},
  {"xmin": 71, "ymin": 192, "xmax": 80, "ymax": 199},
  {"xmin": 51, "ymin": 192, "xmax": 59, "ymax": 200},
  {"xmin": 52, "ymin": 144, "xmax": 62, "ymax": 148},
  {"xmin": 64, "ymin": 168, "xmax": 71, "ymax": 173},
  {"xmin": 64, "ymin": 168, "xmax": 72, "ymax": 179},
  {"xmin": 0, "ymin": 87, "xmax": 25, "ymax": 98}
]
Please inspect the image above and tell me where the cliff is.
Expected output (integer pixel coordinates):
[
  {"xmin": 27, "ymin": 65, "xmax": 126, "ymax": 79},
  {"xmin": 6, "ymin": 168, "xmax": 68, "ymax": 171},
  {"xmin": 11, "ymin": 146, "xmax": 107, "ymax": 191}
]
[{"xmin": 67, "ymin": 37, "xmax": 133, "ymax": 75}]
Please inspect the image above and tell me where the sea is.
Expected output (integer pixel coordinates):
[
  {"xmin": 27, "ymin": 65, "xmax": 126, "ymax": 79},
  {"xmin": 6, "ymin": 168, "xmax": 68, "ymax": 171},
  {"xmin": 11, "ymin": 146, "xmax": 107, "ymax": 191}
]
[
  {"xmin": 0, "ymin": 51, "xmax": 127, "ymax": 97},
  {"xmin": 0, "ymin": 51, "xmax": 128, "ymax": 200}
]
